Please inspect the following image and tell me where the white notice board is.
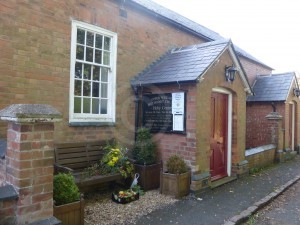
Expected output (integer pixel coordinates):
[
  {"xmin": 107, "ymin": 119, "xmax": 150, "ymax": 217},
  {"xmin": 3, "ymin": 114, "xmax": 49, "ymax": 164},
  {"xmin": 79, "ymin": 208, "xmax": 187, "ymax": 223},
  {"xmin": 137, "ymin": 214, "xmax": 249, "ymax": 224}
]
[{"xmin": 172, "ymin": 92, "xmax": 185, "ymax": 131}]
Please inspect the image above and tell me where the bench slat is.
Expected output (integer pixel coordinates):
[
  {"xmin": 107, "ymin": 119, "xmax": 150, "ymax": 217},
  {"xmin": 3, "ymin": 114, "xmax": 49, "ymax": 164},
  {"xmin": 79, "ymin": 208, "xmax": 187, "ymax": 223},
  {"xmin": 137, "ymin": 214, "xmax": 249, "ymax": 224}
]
[
  {"xmin": 56, "ymin": 152, "xmax": 88, "ymax": 160},
  {"xmin": 54, "ymin": 140, "xmax": 120, "ymax": 193}
]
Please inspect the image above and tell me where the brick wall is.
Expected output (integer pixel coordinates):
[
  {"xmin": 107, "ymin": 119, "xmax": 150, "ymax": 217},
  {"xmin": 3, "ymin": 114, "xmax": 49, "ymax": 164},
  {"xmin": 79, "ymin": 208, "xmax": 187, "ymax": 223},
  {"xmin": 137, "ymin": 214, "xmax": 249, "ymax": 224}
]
[
  {"xmin": 196, "ymin": 51, "xmax": 248, "ymax": 172},
  {"xmin": 239, "ymin": 56, "xmax": 272, "ymax": 86},
  {"xmin": 0, "ymin": 198, "xmax": 17, "ymax": 225},
  {"xmin": 0, "ymin": 104, "xmax": 61, "ymax": 224},
  {"xmin": 0, "ymin": 0, "xmax": 273, "ymax": 147},
  {"xmin": 143, "ymin": 50, "xmax": 248, "ymax": 176},
  {"xmin": 5, "ymin": 122, "xmax": 55, "ymax": 224},
  {"xmin": 0, "ymin": 0, "xmax": 203, "ymax": 146},
  {"xmin": 245, "ymin": 145, "xmax": 276, "ymax": 169},
  {"xmin": 142, "ymin": 83, "xmax": 197, "ymax": 170},
  {"xmin": 246, "ymin": 88, "xmax": 300, "ymax": 149}
]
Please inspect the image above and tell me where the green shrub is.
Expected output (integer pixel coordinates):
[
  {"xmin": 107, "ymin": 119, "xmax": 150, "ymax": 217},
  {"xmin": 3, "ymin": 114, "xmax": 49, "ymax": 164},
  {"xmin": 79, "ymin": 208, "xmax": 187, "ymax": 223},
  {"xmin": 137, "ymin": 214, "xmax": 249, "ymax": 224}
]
[
  {"xmin": 132, "ymin": 127, "xmax": 156, "ymax": 165},
  {"xmin": 53, "ymin": 173, "xmax": 80, "ymax": 206},
  {"xmin": 166, "ymin": 155, "xmax": 188, "ymax": 174}
]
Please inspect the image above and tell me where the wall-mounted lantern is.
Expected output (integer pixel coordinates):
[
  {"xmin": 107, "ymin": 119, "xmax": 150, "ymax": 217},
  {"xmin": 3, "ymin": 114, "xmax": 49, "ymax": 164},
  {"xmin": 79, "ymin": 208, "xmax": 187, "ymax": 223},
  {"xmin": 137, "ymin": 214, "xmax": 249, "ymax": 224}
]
[
  {"xmin": 225, "ymin": 65, "xmax": 238, "ymax": 82},
  {"xmin": 294, "ymin": 88, "xmax": 300, "ymax": 97}
]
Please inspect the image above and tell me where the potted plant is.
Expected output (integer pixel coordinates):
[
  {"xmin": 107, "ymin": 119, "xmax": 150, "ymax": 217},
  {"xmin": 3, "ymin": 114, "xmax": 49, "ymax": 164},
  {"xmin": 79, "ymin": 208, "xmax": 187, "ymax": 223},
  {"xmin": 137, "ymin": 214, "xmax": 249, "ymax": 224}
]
[
  {"xmin": 132, "ymin": 127, "xmax": 161, "ymax": 190},
  {"xmin": 160, "ymin": 155, "xmax": 191, "ymax": 198},
  {"xmin": 53, "ymin": 173, "xmax": 84, "ymax": 225}
]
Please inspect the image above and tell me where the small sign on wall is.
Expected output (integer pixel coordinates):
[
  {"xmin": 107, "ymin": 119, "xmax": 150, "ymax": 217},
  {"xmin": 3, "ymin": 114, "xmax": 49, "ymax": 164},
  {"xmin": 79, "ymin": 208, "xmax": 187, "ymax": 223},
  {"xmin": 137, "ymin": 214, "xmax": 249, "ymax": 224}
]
[
  {"xmin": 142, "ymin": 92, "xmax": 185, "ymax": 133},
  {"xmin": 172, "ymin": 92, "xmax": 185, "ymax": 131}
]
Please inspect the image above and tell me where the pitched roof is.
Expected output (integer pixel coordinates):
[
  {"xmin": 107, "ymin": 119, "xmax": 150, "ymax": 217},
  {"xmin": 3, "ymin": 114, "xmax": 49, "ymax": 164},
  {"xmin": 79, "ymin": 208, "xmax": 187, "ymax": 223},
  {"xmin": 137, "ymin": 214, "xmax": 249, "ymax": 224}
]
[
  {"xmin": 131, "ymin": 39, "xmax": 228, "ymax": 86},
  {"xmin": 130, "ymin": 0, "xmax": 272, "ymax": 70},
  {"xmin": 132, "ymin": 39, "xmax": 252, "ymax": 95},
  {"xmin": 247, "ymin": 72, "xmax": 296, "ymax": 102}
]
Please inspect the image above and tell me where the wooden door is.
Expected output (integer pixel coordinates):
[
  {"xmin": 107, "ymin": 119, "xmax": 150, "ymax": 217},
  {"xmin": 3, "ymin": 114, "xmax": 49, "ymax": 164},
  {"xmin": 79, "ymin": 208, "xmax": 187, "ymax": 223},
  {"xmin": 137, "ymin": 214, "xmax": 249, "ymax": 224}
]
[{"xmin": 210, "ymin": 92, "xmax": 228, "ymax": 181}]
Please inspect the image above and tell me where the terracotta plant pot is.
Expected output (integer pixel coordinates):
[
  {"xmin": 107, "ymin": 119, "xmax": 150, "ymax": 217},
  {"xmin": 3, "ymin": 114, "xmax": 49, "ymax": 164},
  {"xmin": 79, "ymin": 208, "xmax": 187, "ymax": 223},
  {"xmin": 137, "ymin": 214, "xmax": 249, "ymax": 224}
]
[
  {"xmin": 53, "ymin": 197, "xmax": 84, "ymax": 225},
  {"xmin": 160, "ymin": 170, "xmax": 191, "ymax": 198},
  {"xmin": 134, "ymin": 163, "xmax": 161, "ymax": 191}
]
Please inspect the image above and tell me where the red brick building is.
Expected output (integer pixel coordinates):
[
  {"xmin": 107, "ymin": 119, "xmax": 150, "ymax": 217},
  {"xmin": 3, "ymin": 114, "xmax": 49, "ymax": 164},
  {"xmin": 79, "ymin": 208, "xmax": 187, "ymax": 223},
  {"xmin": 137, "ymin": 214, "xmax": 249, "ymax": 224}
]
[
  {"xmin": 0, "ymin": 0, "xmax": 273, "ymax": 192},
  {"xmin": 246, "ymin": 72, "xmax": 300, "ymax": 151}
]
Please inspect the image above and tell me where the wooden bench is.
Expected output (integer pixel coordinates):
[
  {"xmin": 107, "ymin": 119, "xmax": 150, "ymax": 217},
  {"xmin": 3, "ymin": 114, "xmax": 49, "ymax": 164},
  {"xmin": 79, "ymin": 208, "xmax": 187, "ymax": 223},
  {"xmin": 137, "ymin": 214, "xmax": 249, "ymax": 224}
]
[{"xmin": 54, "ymin": 141, "xmax": 122, "ymax": 192}]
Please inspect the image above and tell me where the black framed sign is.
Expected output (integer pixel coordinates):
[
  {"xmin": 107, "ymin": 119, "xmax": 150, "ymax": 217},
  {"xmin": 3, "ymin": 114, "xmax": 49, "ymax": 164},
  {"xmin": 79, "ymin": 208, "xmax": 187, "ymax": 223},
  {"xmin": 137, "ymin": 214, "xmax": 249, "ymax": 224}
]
[{"xmin": 142, "ymin": 92, "xmax": 186, "ymax": 133}]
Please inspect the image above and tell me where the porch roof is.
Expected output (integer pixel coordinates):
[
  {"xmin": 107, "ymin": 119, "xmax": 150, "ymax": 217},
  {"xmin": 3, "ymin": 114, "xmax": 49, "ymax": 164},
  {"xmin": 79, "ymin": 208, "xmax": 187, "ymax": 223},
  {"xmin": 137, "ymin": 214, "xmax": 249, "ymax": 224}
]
[
  {"xmin": 131, "ymin": 39, "xmax": 229, "ymax": 86},
  {"xmin": 247, "ymin": 72, "xmax": 296, "ymax": 102}
]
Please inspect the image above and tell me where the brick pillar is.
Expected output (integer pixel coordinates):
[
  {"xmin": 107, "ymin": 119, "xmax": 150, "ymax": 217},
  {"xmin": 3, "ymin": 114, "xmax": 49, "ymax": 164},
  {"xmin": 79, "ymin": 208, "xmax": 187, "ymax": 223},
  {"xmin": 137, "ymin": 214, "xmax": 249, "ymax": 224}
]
[
  {"xmin": 0, "ymin": 104, "xmax": 62, "ymax": 225},
  {"xmin": 266, "ymin": 111, "xmax": 284, "ymax": 162},
  {"xmin": 266, "ymin": 112, "xmax": 283, "ymax": 149}
]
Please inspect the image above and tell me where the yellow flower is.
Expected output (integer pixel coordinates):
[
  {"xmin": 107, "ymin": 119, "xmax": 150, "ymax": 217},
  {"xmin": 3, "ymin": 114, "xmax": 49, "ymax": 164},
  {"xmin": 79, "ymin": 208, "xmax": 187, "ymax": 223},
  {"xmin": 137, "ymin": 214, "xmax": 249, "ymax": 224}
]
[
  {"xmin": 108, "ymin": 160, "xmax": 115, "ymax": 167},
  {"xmin": 112, "ymin": 157, "xmax": 118, "ymax": 162}
]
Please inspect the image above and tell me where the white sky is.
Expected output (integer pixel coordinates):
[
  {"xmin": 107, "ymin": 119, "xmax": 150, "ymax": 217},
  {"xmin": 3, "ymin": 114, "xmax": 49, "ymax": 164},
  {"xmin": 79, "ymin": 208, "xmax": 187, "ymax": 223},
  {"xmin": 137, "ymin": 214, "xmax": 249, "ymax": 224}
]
[{"xmin": 152, "ymin": 0, "xmax": 300, "ymax": 74}]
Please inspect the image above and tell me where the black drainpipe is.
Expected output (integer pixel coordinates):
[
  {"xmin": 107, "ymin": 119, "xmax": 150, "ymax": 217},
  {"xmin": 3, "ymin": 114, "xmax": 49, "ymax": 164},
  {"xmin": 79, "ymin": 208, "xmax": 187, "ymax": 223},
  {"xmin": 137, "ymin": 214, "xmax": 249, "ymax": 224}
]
[{"xmin": 133, "ymin": 85, "xmax": 140, "ymax": 141}]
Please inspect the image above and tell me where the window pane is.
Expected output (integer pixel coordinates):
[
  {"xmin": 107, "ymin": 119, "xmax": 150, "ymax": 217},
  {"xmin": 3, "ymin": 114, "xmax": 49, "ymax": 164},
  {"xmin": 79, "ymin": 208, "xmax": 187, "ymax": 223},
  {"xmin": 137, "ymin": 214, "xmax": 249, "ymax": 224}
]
[
  {"xmin": 95, "ymin": 49, "xmax": 102, "ymax": 64},
  {"xmin": 93, "ymin": 66, "xmax": 100, "ymax": 81},
  {"xmin": 83, "ymin": 81, "xmax": 91, "ymax": 96},
  {"xmin": 86, "ymin": 31, "xmax": 94, "ymax": 47},
  {"xmin": 76, "ymin": 45, "xmax": 84, "ymax": 60},
  {"xmin": 101, "ymin": 99, "xmax": 108, "ymax": 114},
  {"xmin": 74, "ymin": 97, "xmax": 81, "ymax": 113},
  {"xmin": 74, "ymin": 80, "xmax": 82, "ymax": 96},
  {"xmin": 101, "ymin": 67, "xmax": 108, "ymax": 82},
  {"xmin": 83, "ymin": 98, "xmax": 91, "ymax": 113},
  {"xmin": 104, "ymin": 37, "xmax": 110, "ymax": 51},
  {"xmin": 86, "ymin": 47, "xmax": 93, "ymax": 62},
  {"xmin": 101, "ymin": 83, "xmax": 108, "ymax": 98},
  {"xmin": 92, "ymin": 99, "xmax": 99, "ymax": 114},
  {"xmin": 92, "ymin": 82, "xmax": 99, "ymax": 97},
  {"xmin": 77, "ymin": 29, "xmax": 85, "ymax": 44},
  {"xmin": 95, "ymin": 34, "xmax": 103, "ymax": 49},
  {"xmin": 83, "ymin": 64, "xmax": 91, "ymax": 80},
  {"xmin": 75, "ymin": 62, "xmax": 82, "ymax": 78},
  {"xmin": 103, "ymin": 52, "xmax": 110, "ymax": 65}
]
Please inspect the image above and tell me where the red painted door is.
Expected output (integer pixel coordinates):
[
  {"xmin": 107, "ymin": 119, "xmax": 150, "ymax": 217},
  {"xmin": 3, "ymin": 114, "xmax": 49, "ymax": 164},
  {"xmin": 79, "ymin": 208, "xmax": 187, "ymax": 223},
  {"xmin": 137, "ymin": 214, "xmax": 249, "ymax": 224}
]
[{"xmin": 210, "ymin": 92, "xmax": 228, "ymax": 181}]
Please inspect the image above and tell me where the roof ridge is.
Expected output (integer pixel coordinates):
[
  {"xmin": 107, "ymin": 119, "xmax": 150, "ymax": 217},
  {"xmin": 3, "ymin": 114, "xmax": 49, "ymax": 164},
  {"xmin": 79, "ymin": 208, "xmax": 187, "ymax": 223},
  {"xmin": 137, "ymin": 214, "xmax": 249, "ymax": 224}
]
[
  {"xmin": 171, "ymin": 39, "xmax": 230, "ymax": 54},
  {"xmin": 130, "ymin": 0, "xmax": 272, "ymax": 70}
]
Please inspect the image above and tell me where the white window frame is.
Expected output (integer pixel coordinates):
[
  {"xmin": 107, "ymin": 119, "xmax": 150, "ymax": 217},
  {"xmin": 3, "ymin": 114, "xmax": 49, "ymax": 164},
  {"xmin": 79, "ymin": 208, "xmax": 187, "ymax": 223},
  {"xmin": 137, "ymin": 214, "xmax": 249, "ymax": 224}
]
[{"xmin": 69, "ymin": 20, "xmax": 117, "ymax": 124}]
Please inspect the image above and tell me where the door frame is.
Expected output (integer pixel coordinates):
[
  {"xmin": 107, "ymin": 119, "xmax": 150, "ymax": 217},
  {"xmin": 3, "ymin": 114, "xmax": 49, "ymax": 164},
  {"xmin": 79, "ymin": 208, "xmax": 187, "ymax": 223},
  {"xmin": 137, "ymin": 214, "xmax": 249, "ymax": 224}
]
[
  {"xmin": 212, "ymin": 87, "xmax": 232, "ymax": 177},
  {"xmin": 289, "ymin": 101, "xmax": 295, "ymax": 151}
]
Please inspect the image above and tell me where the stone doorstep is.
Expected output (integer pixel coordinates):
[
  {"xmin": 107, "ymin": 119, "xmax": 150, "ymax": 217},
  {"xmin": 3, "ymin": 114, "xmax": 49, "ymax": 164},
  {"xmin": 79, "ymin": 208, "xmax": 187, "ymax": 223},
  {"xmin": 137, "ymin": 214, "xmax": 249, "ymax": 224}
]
[{"xmin": 210, "ymin": 175, "xmax": 237, "ymax": 189}]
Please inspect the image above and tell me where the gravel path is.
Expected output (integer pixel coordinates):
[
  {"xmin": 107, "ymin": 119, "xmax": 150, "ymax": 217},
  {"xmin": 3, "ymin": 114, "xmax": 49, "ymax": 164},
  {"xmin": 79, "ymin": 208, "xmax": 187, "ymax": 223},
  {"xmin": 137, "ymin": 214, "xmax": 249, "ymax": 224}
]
[{"xmin": 84, "ymin": 189, "xmax": 178, "ymax": 225}]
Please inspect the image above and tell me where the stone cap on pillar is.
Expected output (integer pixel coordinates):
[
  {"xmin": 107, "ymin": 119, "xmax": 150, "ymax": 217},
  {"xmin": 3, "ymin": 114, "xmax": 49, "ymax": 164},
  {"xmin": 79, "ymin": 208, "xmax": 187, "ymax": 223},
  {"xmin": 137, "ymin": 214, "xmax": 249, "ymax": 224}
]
[
  {"xmin": 266, "ymin": 111, "xmax": 283, "ymax": 120},
  {"xmin": 0, "ymin": 104, "xmax": 62, "ymax": 123}
]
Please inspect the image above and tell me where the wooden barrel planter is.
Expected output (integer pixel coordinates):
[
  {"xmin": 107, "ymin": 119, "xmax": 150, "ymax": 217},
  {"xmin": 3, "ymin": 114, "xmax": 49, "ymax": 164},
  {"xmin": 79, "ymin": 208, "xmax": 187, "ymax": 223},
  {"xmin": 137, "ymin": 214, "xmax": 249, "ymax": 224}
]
[
  {"xmin": 134, "ymin": 163, "xmax": 161, "ymax": 191},
  {"xmin": 54, "ymin": 197, "xmax": 84, "ymax": 225},
  {"xmin": 160, "ymin": 170, "xmax": 191, "ymax": 198}
]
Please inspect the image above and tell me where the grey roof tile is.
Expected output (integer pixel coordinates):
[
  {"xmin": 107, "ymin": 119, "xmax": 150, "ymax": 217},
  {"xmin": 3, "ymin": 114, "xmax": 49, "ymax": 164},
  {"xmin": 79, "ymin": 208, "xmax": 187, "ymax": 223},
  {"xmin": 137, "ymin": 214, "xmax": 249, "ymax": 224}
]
[
  {"xmin": 131, "ymin": 39, "xmax": 229, "ymax": 86},
  {"xmin": 131, "ymin": 0, "xmax": 272, "ymax": 69},
  {"xmin": 247, "ymin": 72, "xmax": 295, "ymax": 102}
]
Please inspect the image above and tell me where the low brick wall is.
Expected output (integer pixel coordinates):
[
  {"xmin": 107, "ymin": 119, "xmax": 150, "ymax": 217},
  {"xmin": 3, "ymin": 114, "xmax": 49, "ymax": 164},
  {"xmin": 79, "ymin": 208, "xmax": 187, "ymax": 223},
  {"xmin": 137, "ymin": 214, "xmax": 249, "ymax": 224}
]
[
  {"xmin": 0, "ymin": 185, "xmax": 18, "ymax": 225},
  {"xmin": 245, "ymin": 144, "xmax": 276, "ymax": 169},
  {"xmin": 0, "ymin": 198, "xmax": 17, "ymax": 224}
]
